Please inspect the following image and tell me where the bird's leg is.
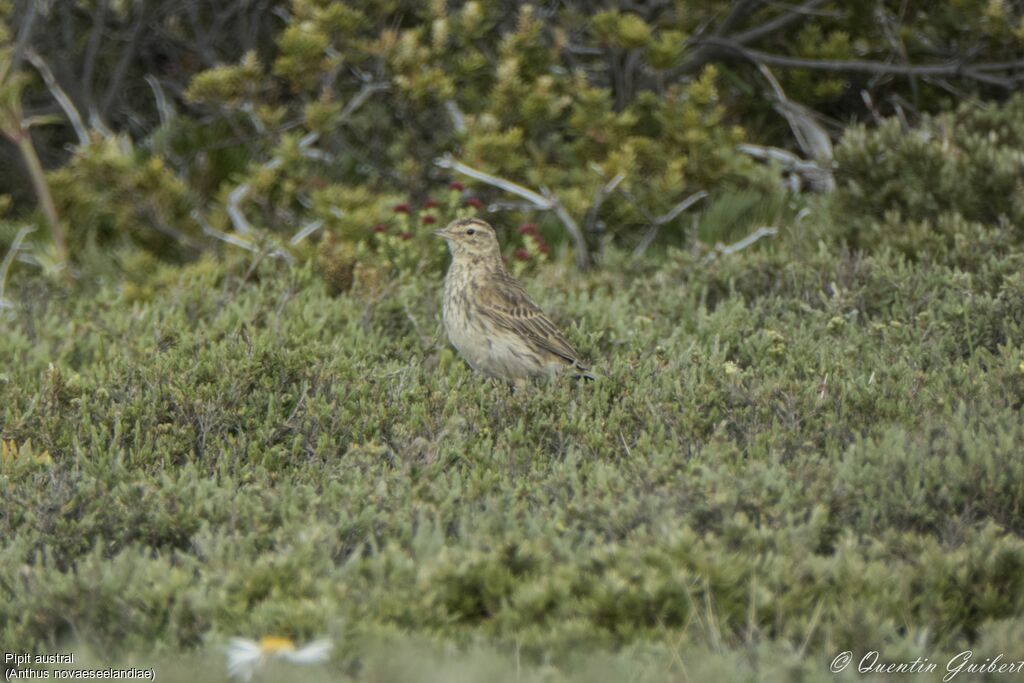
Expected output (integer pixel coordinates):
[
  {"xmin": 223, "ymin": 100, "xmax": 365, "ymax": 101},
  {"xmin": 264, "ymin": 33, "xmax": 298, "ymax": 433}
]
[{"xmin": 488, "ymin": 377, "xmax": 511, "ymax": 395}]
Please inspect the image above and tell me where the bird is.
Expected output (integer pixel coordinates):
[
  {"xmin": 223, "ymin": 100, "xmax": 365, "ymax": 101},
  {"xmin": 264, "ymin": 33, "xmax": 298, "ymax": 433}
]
[{"xmin": 434, "ymin": 217, "xmax": 594, "ymax": 386}]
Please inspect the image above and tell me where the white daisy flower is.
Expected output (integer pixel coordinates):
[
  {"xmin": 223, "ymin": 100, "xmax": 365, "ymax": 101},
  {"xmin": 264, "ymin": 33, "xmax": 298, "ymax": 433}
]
[{"xmin": 226, "ymin": 636, "xmax": 333, "ymax": 681}]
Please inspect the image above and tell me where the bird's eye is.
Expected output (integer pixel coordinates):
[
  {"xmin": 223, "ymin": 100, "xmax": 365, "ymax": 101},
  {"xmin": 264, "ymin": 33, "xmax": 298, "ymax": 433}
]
[{"xmin": 466, "ymin": 229, "xmax": 476, "ymax": 235}]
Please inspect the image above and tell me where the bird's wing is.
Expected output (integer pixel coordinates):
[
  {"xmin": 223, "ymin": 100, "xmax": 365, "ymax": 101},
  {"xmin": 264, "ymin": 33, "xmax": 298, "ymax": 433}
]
[{"xmin": 476, "ymin": 269, "xmax": 581, "ymax": 365}]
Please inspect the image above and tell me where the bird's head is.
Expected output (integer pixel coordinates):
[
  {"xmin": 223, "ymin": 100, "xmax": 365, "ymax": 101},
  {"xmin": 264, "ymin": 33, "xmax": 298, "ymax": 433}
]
[{"xmin": 434, "ymin": 218, "xmax": 501, "ymax": 262}]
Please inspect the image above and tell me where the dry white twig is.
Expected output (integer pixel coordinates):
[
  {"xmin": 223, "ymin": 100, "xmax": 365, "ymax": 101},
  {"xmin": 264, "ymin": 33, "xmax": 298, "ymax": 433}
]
[
  {"xmin": 145, "ymin": 74, "xmax": 174, "ymax": 128},
  {"xmin": 193, "ymin": 210, "xmax": 258, "ymax": 252},
  {"xmin": 436, "ymin": 154, "xmax": 590, "ymax": 267},
  {"xmin": 757, "ymin": 64, "xmax": 834, "ymax": 164},
  {"xmin": 655, "ymin": 190, "xmax": 709, "ymax": 226},
  {"xmin": 87, "ymin": 109, "xmax": 115, "ymax": 140},
  {"xmin": 584, "ymin": 171, "xmax": 626, "ymax": 235},
  {"xmin": 723, "ymin": 64, "xmax": 837, "ymax": 193},
  {"xmin": 342, "ymin": 82, "xmax": 390, "ymax": 120},
  {"xmin": 191, "ymin": 210, "xmax": 294, "ymax": 263},
  {"xmin": 228, "ymin": 132, "xmax": 322, "ymax": 236},
  {"xmin": 632, "ymin": 190, "xmax": 709, "ymax": 258},
  {"xmin": 486, "ymin": 200, "xmax": 541, "ymax": 212},
  {"xmin": 227, "ymin": 81, "xmax": 385, "ymax": 242},
  {"xmin": 437, "ymin": 154, "xmax": 549, "ymax": 205},
  {"xmin": 25, "ymin": 50, "xmax": 89, "ymax": 146},
  {"xmin": 445, "ymin": 100, "xmax": 467, "ymax": 134},
  {"xmin": 738, "ymin": 144, "xmax": 834, "ymax": 193},
  {"xmin": 704, "ymin": 225, "xmax": 779, "ymax": 263},
  {"xmin": 289, "ymin": 219, "xmax": 324, "ymax": 246},
  {"xmin": 0, "ymin": 225, "xmax": 36, "ymax": 309}
]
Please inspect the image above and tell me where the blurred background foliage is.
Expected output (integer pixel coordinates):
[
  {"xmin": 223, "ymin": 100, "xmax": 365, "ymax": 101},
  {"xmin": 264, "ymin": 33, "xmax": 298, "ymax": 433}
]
[{"xmin": 0, "ymin": 0, "xmax": 1022, "ymax": 285}]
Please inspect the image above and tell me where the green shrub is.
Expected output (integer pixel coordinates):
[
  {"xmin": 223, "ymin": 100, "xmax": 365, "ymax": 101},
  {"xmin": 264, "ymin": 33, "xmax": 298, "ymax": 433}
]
[
  {"xmin": 3, "ymin": 226, "xmax": 1024, "ymax": 670},
  {"xmin": 46, "ymin": 137, "xmax": 202, "ymax": 259},
  {"xmin": 833, "ymin": 95, "xmax": 1024, "ymax": 254}
]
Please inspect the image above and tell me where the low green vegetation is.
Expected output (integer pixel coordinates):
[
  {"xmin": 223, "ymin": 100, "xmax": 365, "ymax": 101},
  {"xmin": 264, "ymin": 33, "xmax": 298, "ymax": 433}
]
[{"xmin": 3, "ymin": 107, "xmax": 1024, "ymax": 679}]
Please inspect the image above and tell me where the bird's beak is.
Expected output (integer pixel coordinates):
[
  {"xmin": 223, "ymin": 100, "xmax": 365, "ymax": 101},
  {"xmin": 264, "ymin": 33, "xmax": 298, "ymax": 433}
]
[{"xmin": 432, "ymin": 229, "xmax": 448, "ymax": 239}]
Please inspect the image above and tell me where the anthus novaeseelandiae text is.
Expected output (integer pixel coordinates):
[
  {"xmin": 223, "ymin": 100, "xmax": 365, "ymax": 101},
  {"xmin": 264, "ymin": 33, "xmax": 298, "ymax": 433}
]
[{"xmin": 435, "ymin": 218, "xmax": 594, "ymax": 385}]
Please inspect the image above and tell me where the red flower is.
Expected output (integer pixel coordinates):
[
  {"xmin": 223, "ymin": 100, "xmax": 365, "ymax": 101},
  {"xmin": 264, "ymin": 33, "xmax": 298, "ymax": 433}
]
[
  {"xmin": 517, "ymin": 223, "xmax": 538, "ymax": 236},
  {"xmin": 393, "ymin": 203, "xmax": 412, "ymax": 214},
  {"xmin": 464, "ymin": 197, "xmax": 484, "ymax": 209},
  {"xmin": 448, "ymin": 181, "xmax": 465, "ymax": 192},
  {"xmin": 423, "ymin": 215, "xmax": 437, "ymax": 225},
  {"xmin": 372, "ymin": 223, "xmax": 387, "ymax": 233},
  {"xmin": 514, "ymin": 248, "xmax": 531, "ymax": 262},
  {"xmin": 423, "ymin": 198, "xmax": 440, "ymax": 209},
  {"xmin": 399, "ymin": 231, "xmax": 413, "ymax": 241}
]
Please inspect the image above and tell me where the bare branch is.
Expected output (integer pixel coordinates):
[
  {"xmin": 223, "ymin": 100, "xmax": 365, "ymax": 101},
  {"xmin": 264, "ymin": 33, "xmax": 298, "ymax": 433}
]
[
  {"xmin": 700, "ymin": 37, "xmax": 1024, "ymax": 88},
  {"xmin": 4, "ymin": 123, "xmax": 67, "ymax": 266},
  {"xmin": 340, "ymin": 82, "xmax": 390, "ymax": 121},
  {"xmin": 681, "ymin": 0, "xmax": 764, "ymax": 69},
  {"xmin": 720, "ymin": 226, "xmax": 778, "ymax": 255},
  {"xmin": 584, "ymin": 172, "xmax": 625, "ymax": 235},
  {"xmin": 704, "ymin": 226, "xmax": 779, "ymax": 263},
  {"xmin": 445, "ymin": 100, "xmax": 467, "ymax": 134},
  {"xmin": 87, "ymin": 110, "xmax": 115, "ymax": 139},
  {"xmin": 738, "ymin": 144, "xmax": 834, "ymax": 192},
  {"xmin": 0, "ymin": 225, "xmax": 36, "ymax": 309},
  {"xmin": 715, "ymin": 0, "xmax": 766, "ymax": 39},
  {"xmin": 860, "ymin": 90, "xmax": 884, "ymax": 126},
  {"xmin": 756, "ymin": 64, "xmax": 834, "ymax": 164},
  {"xmin": 81, "ymin": 0, "xmax": 109, "ymax": 111},
  {"xmin": 145, "ymin": 75, "xmax": 174, "ymax": 128},
  {"xmin": 228, "ymin": 132, "xmax": 323, "ymax": 236},
  {"xmin": 485, "ymin": 201, "xmax": 541, "ymax": 212},
  {"xmin": 731, "ymin": 0, "xmax": 829, "ymax": 45},
  {"xmin": 25, "ymin": 50, "xmax": 89, "ymax": 146},
  {"xmin": 9, "ymin": 0, "xmax": 39, "ymax": 74},
  {"xmin": 674, "ymin": 2, "xmax": 1022, "ymax": 89},
  {"xmin": 289, "ymin": 220, "xmax": 324, "ymax": 246},
  {"xmin": 220, "ymin": 79, "xmax": 380, "ymax": 244},
  {"xmin": 655, "ymin": 190, "xmax": 709, "ymax": 225},
  {"xmin": 630, "ymin": 233, "xmax": 657, "ymax": 260},
  {"xmin": 192, "ymin": 210, "xmax": 256, "ymax": 251},
  {"xmin": 142, "ymin": 208, "xmax": 205, "ymax": 253},
  {"xmin": 436, "ymin": 154, "xmax": 551, "ymax": 207},
  {"xmin": 101, "ymin": 0, "xmax": 150, "ymax": 117},
  {"xmin": 544, "ymin": 188, "xmax": 589, "ymax": 269},
  {"xmin": 191, "ymin": 210, "xmax": 293, "ymax": 263},
  {"xmin": 436, "ymin": 154, "xmax": 591, "ymax": 268},
  {"xmin": 919, "ymin": 76, "xmax": 986, "ymax": 109},
  {"xmin": 632, "ymin": 191, "xmax": 708, "ymax": 258}
]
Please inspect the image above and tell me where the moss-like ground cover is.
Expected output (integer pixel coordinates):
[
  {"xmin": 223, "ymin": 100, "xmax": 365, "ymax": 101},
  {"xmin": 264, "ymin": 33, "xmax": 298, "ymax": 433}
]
[{"xmin": 3, "ymin": 201, "xmax": 1023, "ymax": 680}]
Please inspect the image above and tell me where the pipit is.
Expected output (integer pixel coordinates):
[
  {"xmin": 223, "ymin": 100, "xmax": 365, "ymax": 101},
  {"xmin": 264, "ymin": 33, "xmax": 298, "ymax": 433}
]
[{"xmin": 435, "ymin": 218, "xmax": 594, "ymax": 385}]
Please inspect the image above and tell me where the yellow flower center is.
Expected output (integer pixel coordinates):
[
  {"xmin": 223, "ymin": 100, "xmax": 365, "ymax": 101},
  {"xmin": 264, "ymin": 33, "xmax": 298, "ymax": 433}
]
[{"xmin": 259, "ymin": 637, "xmax": 296, "ymax": 655}]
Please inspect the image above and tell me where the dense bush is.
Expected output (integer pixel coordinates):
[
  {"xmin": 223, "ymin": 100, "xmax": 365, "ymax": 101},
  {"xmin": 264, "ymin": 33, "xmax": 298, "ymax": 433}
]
[
  {"xmin": 3, "ymin": 0, "xmax": 1023, "ymax": 271},
  {"xmin": 833, "ymin": 94, "xmax": 1024, "ymax": 255}
]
